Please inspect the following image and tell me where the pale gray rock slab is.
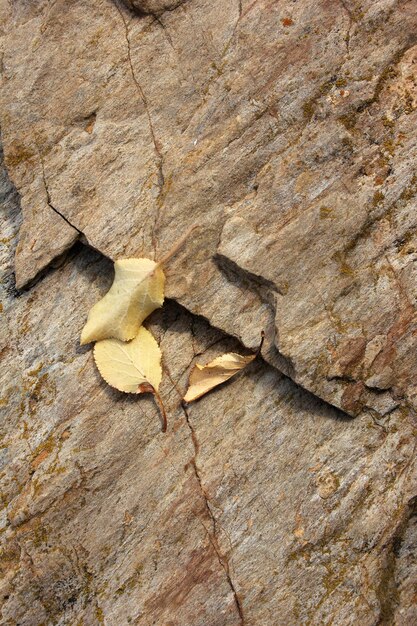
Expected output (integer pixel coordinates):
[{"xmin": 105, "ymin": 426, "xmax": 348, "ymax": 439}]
[
  {"xmin": 1, "ymin": 147, "xmax": 417, "ymax": 624},
  {"xmin": 1, "ymin": 0, "xmax": 417, "ymax": 417}
]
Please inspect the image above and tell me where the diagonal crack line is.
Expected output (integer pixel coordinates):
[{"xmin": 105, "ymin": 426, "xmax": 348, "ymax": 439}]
[
  {"xmin": 154, "ymin": 14, "xmax": 175, "ymax": 51},
  {"xmin": 357, "ymin": 39, "xmax": 417, "ymax": 113},
  {"xmin": 181, "ymin": 401, "xmax": 245, "ymax": 624},
  {"xmin": 115, "ymin": 1, "xmax": 165, "ymax": 257},
  {"xmin": 115, "ymin": 1, "xmax": 165, "ymax": 191},
  {"xmin": 38, "ymin": 152, "xmax": 83, "ymax": 236}
]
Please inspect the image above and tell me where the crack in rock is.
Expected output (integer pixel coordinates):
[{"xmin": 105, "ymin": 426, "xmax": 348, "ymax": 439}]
[
  {"xmin": 115, "ymin": 0, "xmax": 166, "ymax": 256},
  {"xmin": 181, "ymin": 401, "xmax": 245, "ymax": 624}
]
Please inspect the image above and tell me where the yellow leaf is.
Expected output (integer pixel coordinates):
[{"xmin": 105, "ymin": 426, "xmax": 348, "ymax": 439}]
[
  {"xmin": 80, "ymin": 259, "xmax": 165, "ymax": 345},
  {"xmin": 94, "ymin": 327, "xmax": 167, "ymax": 431},
  {"xmin": 93, "ymin": 326, "xmax": 162, "ymax": 394},
  {"xmin": 183, "ymin": 333, "xmax": 264, "ymax": 403},
  {"xmin": 183, "ymin": 352, "xmax": 256, "ymax": 402}
]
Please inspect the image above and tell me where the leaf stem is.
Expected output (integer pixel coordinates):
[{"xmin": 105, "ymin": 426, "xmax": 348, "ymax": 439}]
[
  {"xmin": 153, "ymin": 390, "xmax": 168, "ymax": 433},
  {"xmin": 138, "ymin": 383, "xmax": 168, "ymax": 432}
]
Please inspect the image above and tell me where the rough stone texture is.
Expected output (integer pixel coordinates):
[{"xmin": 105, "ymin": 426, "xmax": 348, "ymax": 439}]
[
  {"xmin": 2, "ymin": 0, "xmax": 417, "ymax": 416},
  {"xmin": 1, "ymin": 0, "xmax": 417, "ymax": 623},
  {"xmin": 1, "ymin": 149, "xmax": 417, "ymax": 624}
]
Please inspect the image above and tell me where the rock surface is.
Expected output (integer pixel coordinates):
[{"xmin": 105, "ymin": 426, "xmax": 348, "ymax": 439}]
[
  {"xmin": 1, "ymin": 0, "xmax": 417, "ymax": 623},
  {"xmin": 1, "ymin": 0, "xmax": 417, "ymax": 417},
  {"xmin": 1, "ymin": 148, "xmax": 417, "ymax": 624}
]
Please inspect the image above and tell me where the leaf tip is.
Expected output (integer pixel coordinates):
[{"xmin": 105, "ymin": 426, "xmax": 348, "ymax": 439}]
[{"xmin": 79, "ymin": 327, "xmax": 91, "ymax": 346}]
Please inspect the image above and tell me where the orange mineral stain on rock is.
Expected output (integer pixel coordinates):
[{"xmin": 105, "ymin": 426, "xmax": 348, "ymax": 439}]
[
  {"xmin": 341, "ymin": 381, "xmax": 366, "ymax": 415},
  {"xmin": 31, "ymin": 448, "xmax": 51, "ymax": 470}
]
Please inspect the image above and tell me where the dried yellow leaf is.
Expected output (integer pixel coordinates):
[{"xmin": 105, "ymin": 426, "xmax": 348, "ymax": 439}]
[
  {"xmin": 183, "ymin": 352, "xmax": 256, "ymax": 402},
  {"xmin": 183, "ymin": 333, "xmax": 264, "ymax": 402},
  {"xmin": 80, "ymin": 226, "xmax": 199, "ymax": 346},
  {"xmin": 80, "ymin": 259, "xmax": 165, "ymax": 345},
  {"xmin": 93, "ymin": 326, "xmax": 162, "ymax": 394}
]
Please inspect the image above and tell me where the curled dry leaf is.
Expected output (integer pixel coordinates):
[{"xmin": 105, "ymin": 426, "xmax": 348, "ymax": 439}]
[
  {"xmin": 94, "ymin": 327, "xmax": 167, "ymax": 431},
  {"xmin": 183, "ymin": 334, "xmax": 264, "ymax": 402},
  {"xmin": 183, "ymin": 353, "xmax": 256, "ymax": 402},
  {"xmin": 80, "ymin": 225, "xmax": 197, "ymax": 346},
  {"xmin": 80, "ymin": 259, "xmax": 165, "ymax": 345}
]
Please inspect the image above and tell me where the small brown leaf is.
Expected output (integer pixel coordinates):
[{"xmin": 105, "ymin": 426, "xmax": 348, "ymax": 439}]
[{"xmin": 183, "ymin": 333, "xmax": 264, "ymax": 402}]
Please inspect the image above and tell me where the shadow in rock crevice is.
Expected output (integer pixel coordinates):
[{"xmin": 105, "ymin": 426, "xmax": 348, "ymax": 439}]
[
  {"xmin": 214, "ymin": 250, "xmax": 295, "ymax": 380},
  {"xmin": 0, "ymin": 127, "xmax": 114, "ymax": 296},
  {"xmin": 1, "ymin": 134, "xmax": 347, "ymax": 427},
  {"xmin": 61, "ymin": 245, "xmax": 353, "ymax": 427},
  {"xmin": 1, "ymin": 136, "xmax": 352, "ymax": 430},
  {"xmin": 119, "ymin": 0, "xmax": 188, "ymax": 19},
  {"xmin": 0, "ymin": 141, "xmax": 23, "ymax": 299}
]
